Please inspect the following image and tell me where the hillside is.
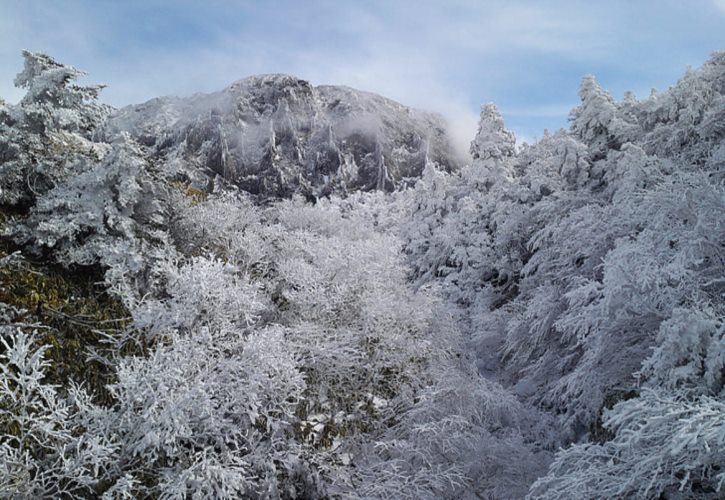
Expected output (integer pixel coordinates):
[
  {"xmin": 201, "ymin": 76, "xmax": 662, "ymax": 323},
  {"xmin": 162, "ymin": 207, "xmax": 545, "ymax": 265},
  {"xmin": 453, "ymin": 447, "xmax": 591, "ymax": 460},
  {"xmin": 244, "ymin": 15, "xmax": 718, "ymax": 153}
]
[{"xmin": 0, "ymin": 50, "xmax": 723, "ymax": 499}]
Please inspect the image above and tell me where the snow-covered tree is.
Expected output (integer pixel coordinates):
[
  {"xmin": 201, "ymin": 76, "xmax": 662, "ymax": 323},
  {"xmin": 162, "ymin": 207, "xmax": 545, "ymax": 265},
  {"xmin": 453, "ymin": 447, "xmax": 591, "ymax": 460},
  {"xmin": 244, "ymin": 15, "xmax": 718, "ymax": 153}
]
[
  {"xmin": 529, "ymin": 389, "xmax": 725, "ymax": 499},
  {"xmin": 569, "ymin": 75, "xmax": 639, "ymax": 159},
  {"xmin": 0, "ymin": 51, "xmax": 110, "ymax": 207},
  {"xmin": 10, "ymin": 134, "xmax": 171, "ymax": 302},
  {"xmin": 403, "ymin": 50, "xmax": 725, "ymax": 498},
  {"xmin": 0, "ymin": 330, "xmax": 116, "ymax": 497}
]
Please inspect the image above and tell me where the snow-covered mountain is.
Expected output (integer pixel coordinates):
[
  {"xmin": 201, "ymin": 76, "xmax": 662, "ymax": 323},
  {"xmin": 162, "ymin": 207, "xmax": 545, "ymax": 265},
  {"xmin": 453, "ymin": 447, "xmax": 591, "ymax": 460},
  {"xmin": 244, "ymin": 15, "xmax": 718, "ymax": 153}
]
[{"xmin": 102, "ymin": 74, "xmax": 464, "ymax": 197}]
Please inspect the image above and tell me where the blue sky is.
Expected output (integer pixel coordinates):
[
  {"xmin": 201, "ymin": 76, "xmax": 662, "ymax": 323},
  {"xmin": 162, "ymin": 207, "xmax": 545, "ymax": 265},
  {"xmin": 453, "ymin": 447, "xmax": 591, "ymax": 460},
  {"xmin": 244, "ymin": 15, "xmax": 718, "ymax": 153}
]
[{"xmin": 1, "ymin": 0, "xmax": 723, "ymax": 146}]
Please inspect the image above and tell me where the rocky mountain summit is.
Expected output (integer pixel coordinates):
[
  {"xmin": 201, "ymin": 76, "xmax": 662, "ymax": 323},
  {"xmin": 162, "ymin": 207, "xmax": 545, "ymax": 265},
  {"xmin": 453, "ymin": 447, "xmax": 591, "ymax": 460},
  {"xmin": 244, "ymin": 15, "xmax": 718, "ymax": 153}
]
[{"xmin": 102, "ymin": 74, "xmax": 463, "ymax": 197}]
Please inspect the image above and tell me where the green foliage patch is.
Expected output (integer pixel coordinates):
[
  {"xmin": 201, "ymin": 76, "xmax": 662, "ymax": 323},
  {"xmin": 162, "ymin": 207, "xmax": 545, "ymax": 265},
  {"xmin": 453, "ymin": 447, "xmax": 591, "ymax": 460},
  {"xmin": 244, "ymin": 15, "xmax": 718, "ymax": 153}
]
[{"xmin": 0, "ymin": 227, "xmax": 129, "ymax": 404}]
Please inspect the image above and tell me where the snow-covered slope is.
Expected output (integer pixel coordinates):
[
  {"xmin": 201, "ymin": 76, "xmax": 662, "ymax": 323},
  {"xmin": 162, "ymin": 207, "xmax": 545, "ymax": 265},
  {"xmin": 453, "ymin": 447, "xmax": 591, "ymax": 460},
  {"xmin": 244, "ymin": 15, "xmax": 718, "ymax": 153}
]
[{"xmin": 103, "ymin": 74, "xmax": 463, "ymax": 197}]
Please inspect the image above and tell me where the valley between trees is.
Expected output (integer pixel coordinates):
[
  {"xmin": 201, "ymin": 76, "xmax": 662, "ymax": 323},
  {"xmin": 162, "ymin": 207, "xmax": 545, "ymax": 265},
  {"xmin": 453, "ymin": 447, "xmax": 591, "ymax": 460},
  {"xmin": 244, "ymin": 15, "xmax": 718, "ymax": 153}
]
[{"xmin": 0, "ymin": 50, "xmax": 723, "ymax": 498}]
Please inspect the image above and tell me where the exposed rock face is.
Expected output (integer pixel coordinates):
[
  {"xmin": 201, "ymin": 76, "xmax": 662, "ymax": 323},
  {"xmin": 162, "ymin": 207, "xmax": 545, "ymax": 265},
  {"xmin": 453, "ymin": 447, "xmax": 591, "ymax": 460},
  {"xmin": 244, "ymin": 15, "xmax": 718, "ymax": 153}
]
[{"xmin": 102, "ymin": 74, "xmax": 463, "ymax": 197}]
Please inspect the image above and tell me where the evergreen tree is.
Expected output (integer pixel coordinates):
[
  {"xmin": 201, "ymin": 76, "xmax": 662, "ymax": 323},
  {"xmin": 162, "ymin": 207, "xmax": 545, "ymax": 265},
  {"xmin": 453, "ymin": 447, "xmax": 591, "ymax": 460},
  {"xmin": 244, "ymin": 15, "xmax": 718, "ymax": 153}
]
[{"xmin": 0, "ymin": 51, "xmax": 110, "ymax": 207}]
